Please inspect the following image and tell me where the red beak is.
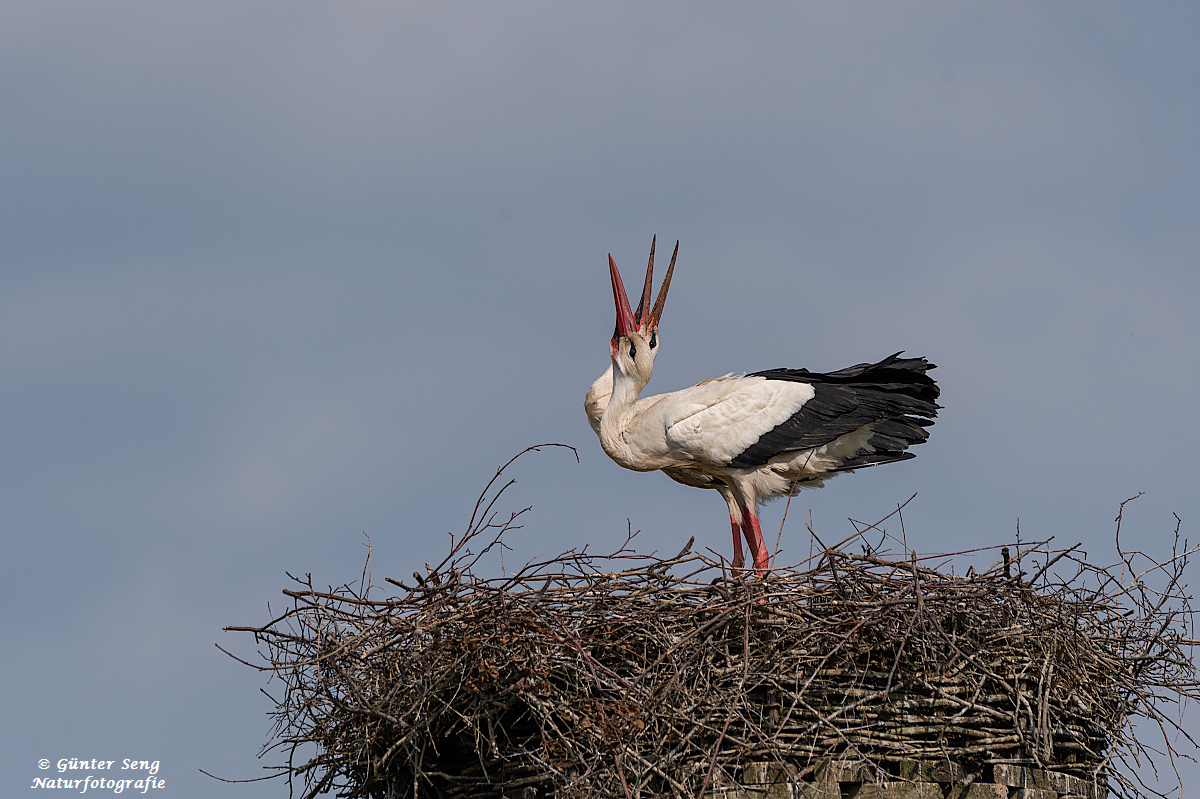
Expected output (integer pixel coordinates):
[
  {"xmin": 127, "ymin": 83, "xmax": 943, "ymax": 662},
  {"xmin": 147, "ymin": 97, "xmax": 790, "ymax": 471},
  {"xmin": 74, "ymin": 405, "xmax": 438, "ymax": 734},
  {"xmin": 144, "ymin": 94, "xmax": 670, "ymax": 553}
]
[
  {"xmin": 609, "ymin": 254, "xmax": 637, "ymax": 340},
  {"xmin": 634, "ymin": 236, "xmax": 656, "ymax": 327},
  {"xmin": 646, "ymin": 240, "xmax": 677, "ymax": 330}
]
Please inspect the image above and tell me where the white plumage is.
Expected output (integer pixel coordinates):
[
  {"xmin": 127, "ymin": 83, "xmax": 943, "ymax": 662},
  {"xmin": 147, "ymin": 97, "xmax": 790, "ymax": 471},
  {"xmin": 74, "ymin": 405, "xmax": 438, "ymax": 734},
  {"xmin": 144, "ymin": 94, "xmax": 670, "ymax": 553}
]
[{"xmin": 585, "ymin": 238, "xmax": 940, "ymax": 575}]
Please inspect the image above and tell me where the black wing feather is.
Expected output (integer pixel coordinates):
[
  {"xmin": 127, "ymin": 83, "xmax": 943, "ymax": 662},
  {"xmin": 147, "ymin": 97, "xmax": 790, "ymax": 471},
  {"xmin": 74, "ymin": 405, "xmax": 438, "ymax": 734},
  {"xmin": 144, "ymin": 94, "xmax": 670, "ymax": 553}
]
[{"xmin": 729, "ymin": 353, "xmax": 940, "ymax": 469}]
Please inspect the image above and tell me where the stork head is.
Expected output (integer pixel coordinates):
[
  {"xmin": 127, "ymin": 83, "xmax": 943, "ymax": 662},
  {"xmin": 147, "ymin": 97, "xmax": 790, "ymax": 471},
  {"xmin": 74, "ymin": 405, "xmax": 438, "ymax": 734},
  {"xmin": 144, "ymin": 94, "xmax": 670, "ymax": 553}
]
[{"xmin": 608, "ymin": 236, "xmax": 676, "ymax": 389}]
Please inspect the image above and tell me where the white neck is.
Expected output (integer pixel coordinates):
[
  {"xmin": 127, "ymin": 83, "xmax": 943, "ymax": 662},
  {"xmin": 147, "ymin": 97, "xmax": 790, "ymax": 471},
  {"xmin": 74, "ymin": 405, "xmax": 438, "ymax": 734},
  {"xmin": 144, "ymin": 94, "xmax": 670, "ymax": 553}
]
[{"xmin": 597, "ymin": 356, "xmax": 650, "ymax": 469}]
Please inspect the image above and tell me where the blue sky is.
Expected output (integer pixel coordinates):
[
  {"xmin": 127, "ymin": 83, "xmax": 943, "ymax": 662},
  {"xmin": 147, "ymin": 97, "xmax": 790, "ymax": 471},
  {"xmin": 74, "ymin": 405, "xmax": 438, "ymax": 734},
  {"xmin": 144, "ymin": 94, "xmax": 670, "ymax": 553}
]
[{"xmin": 3, "ymin": 3, "xmax": 1198, "ymax": 796}]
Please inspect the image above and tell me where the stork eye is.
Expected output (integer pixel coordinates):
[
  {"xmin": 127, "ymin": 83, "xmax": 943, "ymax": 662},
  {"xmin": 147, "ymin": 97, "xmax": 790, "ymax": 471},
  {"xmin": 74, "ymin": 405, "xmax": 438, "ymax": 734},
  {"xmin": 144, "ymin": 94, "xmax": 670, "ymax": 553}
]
[
  {"xmin": 629, "ymin": 343, "xmax": 637, "ymax": 358},
  {"xmin": 649, "ymin": 331, "xmax": 657, "ymax": 349}
]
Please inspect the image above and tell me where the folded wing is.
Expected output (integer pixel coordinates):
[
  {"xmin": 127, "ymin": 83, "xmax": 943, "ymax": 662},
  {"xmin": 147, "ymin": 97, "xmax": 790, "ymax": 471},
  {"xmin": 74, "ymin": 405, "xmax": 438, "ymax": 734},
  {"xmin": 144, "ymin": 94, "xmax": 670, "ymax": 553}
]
[{"xmin": 660, "ymin": 353, "xmax": 939, "ymax": 470}]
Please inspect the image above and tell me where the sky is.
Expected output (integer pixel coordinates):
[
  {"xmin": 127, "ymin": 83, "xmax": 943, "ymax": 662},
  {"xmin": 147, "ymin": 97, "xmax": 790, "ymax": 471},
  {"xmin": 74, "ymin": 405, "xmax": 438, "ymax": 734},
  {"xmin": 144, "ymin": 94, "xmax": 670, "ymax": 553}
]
[{"xmin": 3, "ymin": 2, "xmax": 1198, "ymax": 796}]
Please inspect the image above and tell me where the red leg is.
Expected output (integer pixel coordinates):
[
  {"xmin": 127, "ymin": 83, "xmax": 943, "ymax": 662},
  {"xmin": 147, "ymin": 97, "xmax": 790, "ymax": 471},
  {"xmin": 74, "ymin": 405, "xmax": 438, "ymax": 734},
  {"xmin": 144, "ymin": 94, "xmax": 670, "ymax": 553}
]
[
  {"xmin": 729, "ymin": 517, "xmax": 745, "ymax": 570},
  {"xmin": 742, "ymin": 505, "xmax": 770, "ymax": 576},
  {"xmin": 738, "ymin": 503, "xmax": 760, "ymax": 564}
]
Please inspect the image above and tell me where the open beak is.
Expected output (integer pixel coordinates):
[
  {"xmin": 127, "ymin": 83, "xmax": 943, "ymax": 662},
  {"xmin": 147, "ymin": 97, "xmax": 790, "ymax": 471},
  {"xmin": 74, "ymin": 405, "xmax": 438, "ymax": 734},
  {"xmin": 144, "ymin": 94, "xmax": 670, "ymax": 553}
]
[
  {"xmin": 609, "ymin": 254, "xmax": 637, "ymax": 340},
  {"xmin": 609, "ymin": 239, "xmax": 677, "ymax": 342}
]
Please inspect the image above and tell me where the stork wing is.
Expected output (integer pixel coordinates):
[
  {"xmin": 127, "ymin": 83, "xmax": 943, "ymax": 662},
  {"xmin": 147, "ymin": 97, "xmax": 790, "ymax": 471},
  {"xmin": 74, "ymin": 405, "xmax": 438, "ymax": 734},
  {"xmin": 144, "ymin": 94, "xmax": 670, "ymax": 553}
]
[
  {"xmin": 731, "ymin": 353, "xmax": 940, "ymax": 468},
  {"xmin": 660, "ymin": 376, "xmax": 817, "ymax": 465},
  {"xmin": 660, "ymin": 354, "xmax": 939, "ymax": 469}
]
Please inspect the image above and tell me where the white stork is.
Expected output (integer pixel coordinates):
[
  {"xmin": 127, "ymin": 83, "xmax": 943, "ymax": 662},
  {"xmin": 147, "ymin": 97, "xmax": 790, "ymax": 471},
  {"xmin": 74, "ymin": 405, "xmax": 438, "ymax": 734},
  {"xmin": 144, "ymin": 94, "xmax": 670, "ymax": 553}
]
[{"xmin": 585, "ymin": 238, "xmax": 940, "ymax": 576}]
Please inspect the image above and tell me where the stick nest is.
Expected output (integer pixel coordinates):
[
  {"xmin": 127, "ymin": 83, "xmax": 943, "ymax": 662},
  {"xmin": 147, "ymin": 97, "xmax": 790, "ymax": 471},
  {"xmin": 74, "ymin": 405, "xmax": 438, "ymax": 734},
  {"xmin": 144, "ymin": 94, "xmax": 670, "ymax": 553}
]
[{"xmin": 226, "ymin": 447, "xmax": 1198, "ymax": 799}]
